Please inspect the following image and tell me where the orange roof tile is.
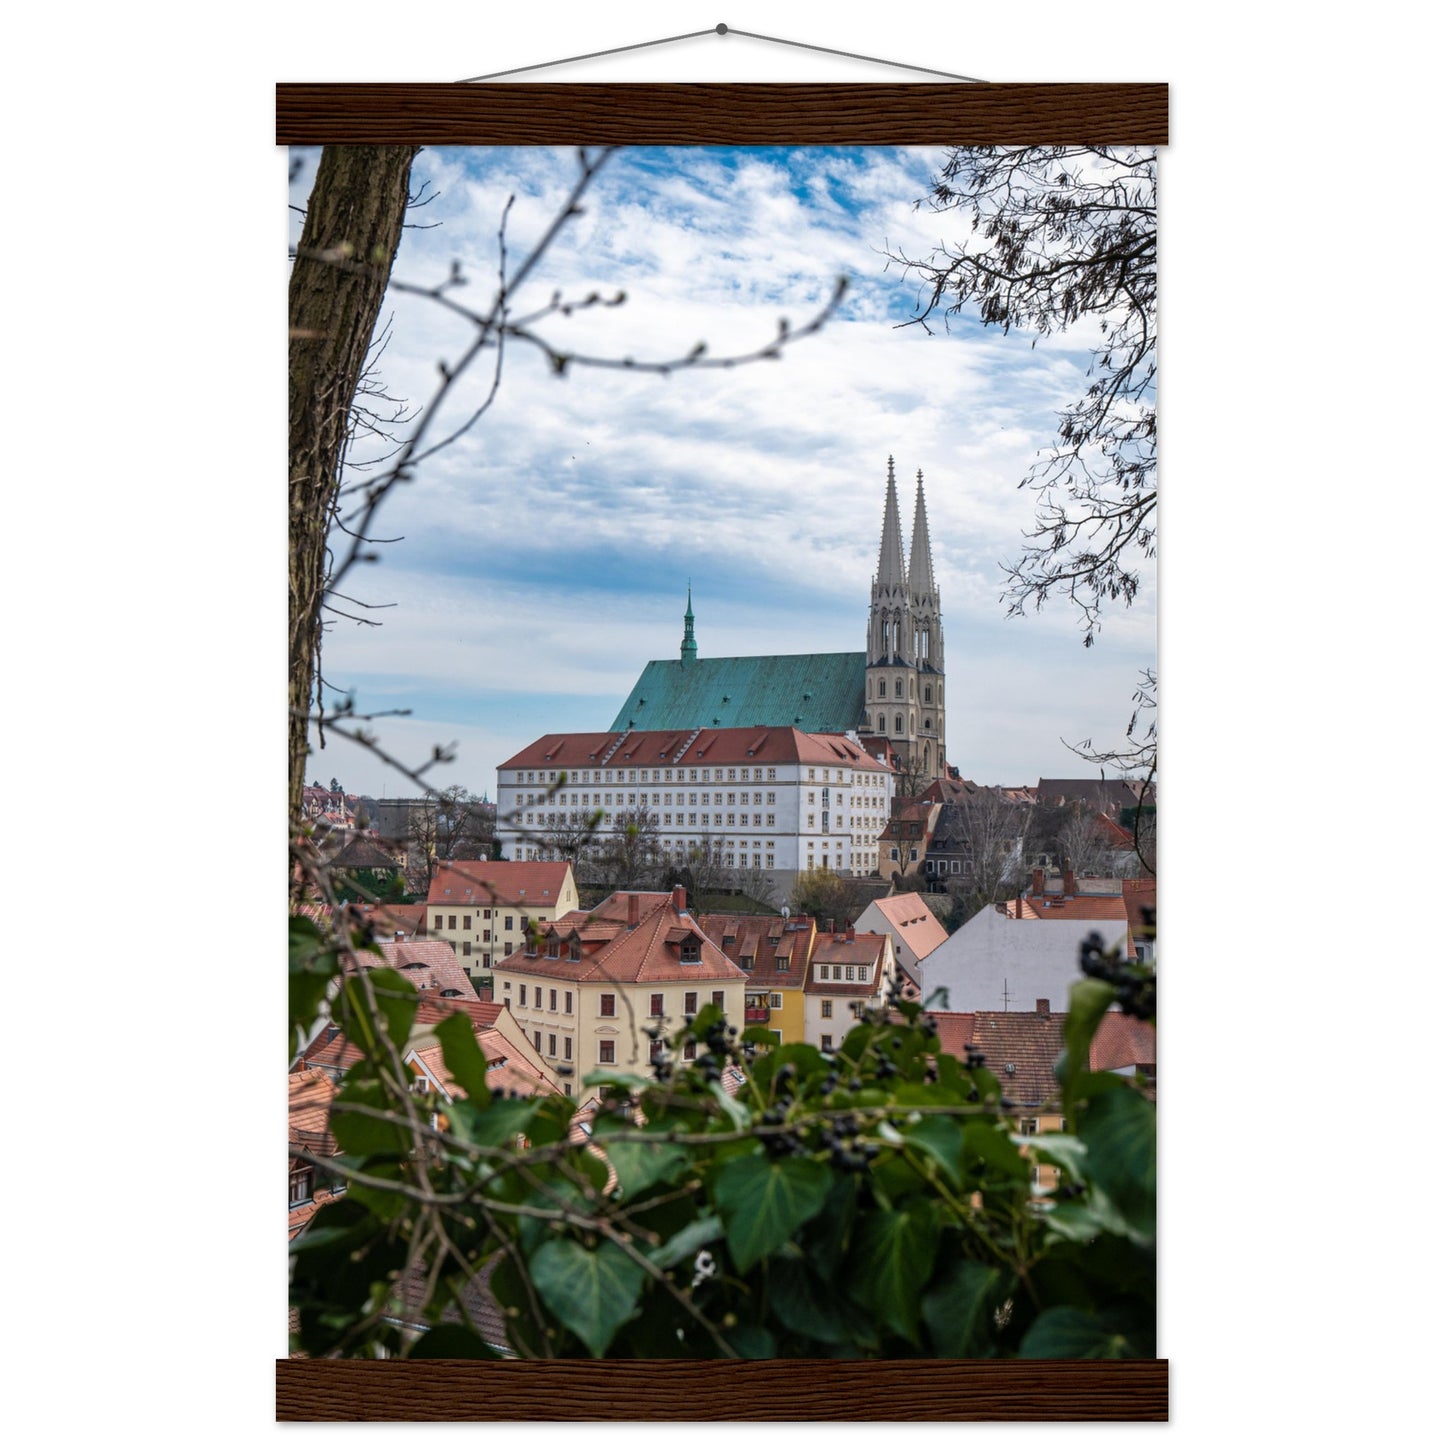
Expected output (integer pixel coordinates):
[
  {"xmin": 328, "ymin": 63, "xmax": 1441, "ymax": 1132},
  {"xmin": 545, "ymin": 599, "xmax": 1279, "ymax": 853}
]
[
  {"xmin": 499, "ymin": 727, "xmax": 889, "ymax": 775},
  {"xmin": 427, "ymin": 859, "xmax": 573, "ymax": 909}
]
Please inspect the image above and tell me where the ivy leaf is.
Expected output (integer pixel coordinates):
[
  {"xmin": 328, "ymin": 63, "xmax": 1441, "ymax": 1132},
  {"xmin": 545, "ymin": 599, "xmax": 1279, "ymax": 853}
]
[
  {"xmin": 921, "ymin": 1258, "xmax": 1002, "ymax": 1357},
  {"xmin": 434, "ymin": 1012, "xmax": 494, "ymax": 1104},
  {"xmin": 847, "ymin": 1204, "xmax": 941, "ymax": 1345},
  {"xmin": 712, "ymin": 1153, "xmax": 831, "ymax": 1272},
  {"xmin": 903, "ymin": 1116, "xmax": 966, "ymax": 1188},
  {"xmin": 1057, "ymin": 978, "xmax": 1116, "ymax": 1115},
  {"xmin": 528, "ymin": 1238, "xmax": 646, "ymax": 1358},
  {"xmin": 770, "ymin": 1256, "xmax": 876, "ymax": 1348},
  {"xmin": 647, "ymin": 1213, "xmax": 725, "ymax": 1271},
  {"xmin": 596, "ymin": 1129, "xmax": 689, "ymax": 1198},
  {"xmin": 1019, "ymin": 1305, "xmax": 1147, "ymax": 1358},
  {"xmin": 1076, "ymin": 1086, "xmax": 1155, "ymax": 1240}
]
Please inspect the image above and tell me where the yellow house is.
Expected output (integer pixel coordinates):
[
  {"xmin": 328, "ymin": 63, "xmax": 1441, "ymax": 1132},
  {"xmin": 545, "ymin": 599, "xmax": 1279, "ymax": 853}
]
[{"xmin": 697, "ymin": 913, "xmax": 814, "ymax": 1046}]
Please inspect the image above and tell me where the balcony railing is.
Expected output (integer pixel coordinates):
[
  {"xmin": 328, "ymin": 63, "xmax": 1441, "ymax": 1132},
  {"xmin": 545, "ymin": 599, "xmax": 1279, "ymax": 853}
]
[{"xmin": 743, "ymin": 1006, "xmax": 770, "ymax": 1024}]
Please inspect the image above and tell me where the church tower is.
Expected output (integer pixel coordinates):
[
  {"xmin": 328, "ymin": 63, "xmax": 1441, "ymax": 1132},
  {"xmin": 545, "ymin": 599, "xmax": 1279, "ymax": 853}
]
[{"xmin": 866, "ymin": 458, "xmax": 946, "ymax": 789}]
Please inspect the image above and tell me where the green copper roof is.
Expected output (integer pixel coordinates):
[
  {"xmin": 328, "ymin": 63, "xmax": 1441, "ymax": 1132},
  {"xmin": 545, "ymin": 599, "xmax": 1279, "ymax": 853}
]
[{"xmin": 611, "ymin": 652, "xmax": 867, "ymax": 734}]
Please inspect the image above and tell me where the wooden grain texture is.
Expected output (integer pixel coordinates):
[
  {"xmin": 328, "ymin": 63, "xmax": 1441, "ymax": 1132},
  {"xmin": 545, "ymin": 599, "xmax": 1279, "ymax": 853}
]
[
  {"xmin": 275, "ymin": 83, "xmax": 1169, "ymax": 146},
  {"xmin": 276, "ymin": 1358, "xmax": 1168, "ymax": 1421}
]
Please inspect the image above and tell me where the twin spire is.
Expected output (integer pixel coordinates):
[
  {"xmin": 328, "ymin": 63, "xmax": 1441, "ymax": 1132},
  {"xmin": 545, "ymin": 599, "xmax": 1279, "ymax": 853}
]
[{"xmin": 876, "ymin": 454, "xmax": 936, "ymax": 599}]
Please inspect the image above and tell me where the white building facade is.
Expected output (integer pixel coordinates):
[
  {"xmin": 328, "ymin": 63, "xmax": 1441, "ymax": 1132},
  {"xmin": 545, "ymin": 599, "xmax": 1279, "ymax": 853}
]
[{"xmin": 496, "ymin": 726, "xmax": 894, "ymax": 893}]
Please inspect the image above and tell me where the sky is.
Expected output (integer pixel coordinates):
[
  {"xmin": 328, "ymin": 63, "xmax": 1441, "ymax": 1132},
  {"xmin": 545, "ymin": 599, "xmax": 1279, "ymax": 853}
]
[{"xmin": 290, "ymin": 144, "xmax": 1157, "ymax": 802}]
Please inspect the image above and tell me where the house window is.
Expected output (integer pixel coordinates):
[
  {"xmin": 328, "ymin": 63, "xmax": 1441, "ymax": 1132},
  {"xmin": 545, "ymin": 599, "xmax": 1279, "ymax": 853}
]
[
  {"xmin": 462, "ymin": 914, "xmax": 471, "ymax": 930},
  {"xmin": 650, "ymin": 1038, "xmax": 665, "ymax": 1063},
  {"xmin": 505, "ymin": 916, "xmax": 514, "ymax": 931},
  {"xmin": 565, "ymin": 991, "xmax": 573, "ymax": 1012},
  {"xmin": 448, "ymin": 915, "xmax": 457, "ymax": 930},
  {"xmin": 650, "ymin": 993, "xmax": 664, "ymax": 1017},
  {"xmin": 433, "ymin": 914, "xmax": 443, "ymax": 930},
  {"xmin": 769, "ymin": 993, "xmax": 783, "ymax": 1008},
  {"xmin": 462, "ymin": 941, "xmax": 472, "ymax": 956},
  {"xmin": 548, "ymin": 1034, "xmax": 556, "ymax": 1056},
  {"xmin": 739, "ymin": 955, "xmax": 753, "ymax": 970},
  {"xmin": 821, "ymin": 999, "xmax": 832, "ymax": 1018},
  {"xmin": 289, "ymin": 1169, "xmax": 312, "ymax": 1206},
  {"xmin": 549, "ymin": 989, "xmax": 557, "ymax": 1011},
  {"xmin": 504, "ymin": 942, "xmax": 513, "ymax": 956},
  {"xmin": 683, "ymin": 1040, "xmax": 697, "ymax": 1060},
  {"xmin": 712, "ymin": 991, "xmax": 725, "ymax": 1008},
  {"xmin": 533, "ymin": 1030, "xmax": 541, "ymax": 1051},
  {"xmin": 680, "ymin": 942, "xmax": 701, "ymax": 963},
  {"xmin": 599, "ymin": 1040, "xmax": 615, "ymax": 1064},
  {"xmin": 774, "ymin": 954, "xmax": 787, "ymax": 971},
  {"xmin": 684, "ymin": 991, "xmax": 698, "ymax": 1015},
  {"xmin": 821, "ymin": 1034, "xmax": 833, "ymax": 1052},
  {"xmin": 564, "ymin": 1037, "xmax": 573, "ymax": 1060},
  {"xmin": 600, "ymin": 994, "xmax": 616, "ymax": 1017},
  {"xmin": 519, "ymin": 985, "xmax": 527, "ymax": 1006}
]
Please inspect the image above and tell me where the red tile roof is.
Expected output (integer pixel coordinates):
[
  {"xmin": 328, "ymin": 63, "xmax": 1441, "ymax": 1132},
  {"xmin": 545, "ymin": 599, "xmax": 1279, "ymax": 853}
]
[
  {"xmin": 925, "ymin": 1010, "xmax": 976, "ymax": 1059},
  {"xmin": 866, "ymin": 894, "xmax": 950, "ymax": 962},
  {"xmin": 346, "ymin": 939, "xmax": 477, "ymax": 998},
  {"xmin": 500, "ymin": 890, "xmax": 746, "ymax": 986},
  {"xmin": 1090, "ymin": 1012, "xmax": 1156, "ymax": 1074},
  {"xmin": 698, "ymin": 913, "xmax": 816, "ymax": 988},
  {"xmin": 1007, "ymin": 895, "xmax": 1130, "ymax": 924},
  {"xmin": 427, "ymin": 859, "xmax": 573, "ymax": 909},
  {"xmin": 806, "ymin": 932, "xmax": 890, "ymax": 995},
  {"xmin": 408, "ymin": 1039, "xmax": 559, "ymax": 1101},
  {"xmin": 500, "ymin": 727, "xmax": 889, "ymax": 775},
  {"xmin": 965, "ymin": 1011, "xmax": 1066, "ymax": 1108}
]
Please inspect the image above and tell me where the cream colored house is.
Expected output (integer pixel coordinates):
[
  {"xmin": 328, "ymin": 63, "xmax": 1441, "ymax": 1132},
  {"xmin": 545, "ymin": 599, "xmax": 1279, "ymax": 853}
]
[
  {"xmin": 492, "ymin": 886, "xmax": 747, "ymax": 1099},
  {"xmin": 425, "ymin": 860, "xmax": 579, "ymax": 982},
  {"xmin": 802, "ymin": 927, "xmax": 898, "ymax": 1053}
]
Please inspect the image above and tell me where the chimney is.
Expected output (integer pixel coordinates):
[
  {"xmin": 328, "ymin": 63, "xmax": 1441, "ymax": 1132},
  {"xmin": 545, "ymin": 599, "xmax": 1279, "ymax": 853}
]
[
  {"xmin": 1063, "ymin": 862, "xmax": 1076, "ymax": 897},
  {"xmin": 627, "ymin": 893, "xmax": 640, "ymax": 928},
  {"xmin": 1031, "ymin": 868, "xmax": 1044, "ymax": 896},
  {"xmin": 1036, "ymin": 998, "xmax": 1049, "ymax": 1016},
  {"xmin": 672, "ymin": 884, "xmax": 688, "ymax": 914},
  {"xmin": 846, "ymin": 924, "xmax": 855, "ymax": 941},
  {"xmin": 826, "ymin": 917, "xmax": 835, "ymax": 935}
]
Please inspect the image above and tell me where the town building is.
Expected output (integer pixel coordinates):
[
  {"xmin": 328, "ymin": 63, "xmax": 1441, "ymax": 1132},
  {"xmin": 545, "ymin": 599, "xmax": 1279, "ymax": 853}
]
[
  {"xmin": 697, "ymin": 912, "xmax": 817, "ymax": 1045},
  {"xmin": 425, "ymin": 860, "xmax": 579, "ymax": 982},
  {"xmin": 496, "ymin": 726, "xmax": 892, "ymax": 895},
  {"xmin": 491, "ymin": 886, "xmax": 747, "ymax": 1099},
  {"xmin": 853, "ymin": 892, "xmax": 950, "ymax": 987},
  {"xmin": 877, "ymin": 799, "xmax": 943, "ymax": 884},
  {"xmin": 802, "ymin": 925, "xmax": 898, "ymax": 1053},
  {"xmin": 609, "ymin": 458, "xmax": 948, "ymax": 790}
]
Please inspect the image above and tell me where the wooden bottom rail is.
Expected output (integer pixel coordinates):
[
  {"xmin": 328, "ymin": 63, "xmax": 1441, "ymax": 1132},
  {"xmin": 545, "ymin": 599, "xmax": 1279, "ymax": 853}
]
[{"xmin": 276, "ymin": 1358, "xmax": 1168, "ymax": 1421}]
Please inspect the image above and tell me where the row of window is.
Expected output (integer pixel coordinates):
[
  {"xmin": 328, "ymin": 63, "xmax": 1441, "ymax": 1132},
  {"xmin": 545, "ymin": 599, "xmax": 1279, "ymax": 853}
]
[
  {"xmin": 874, "ymin": 714, "xmax": 935, "ymax": 735},
  {"xmin": 435, "ymin": 912, "xmax": 515, "ymax": 932},
  {"xmin": 512, "ymin": 764, "xmax": 868, "ymax": 787},
  {"xmin": 873, "ymin": 678, "xmax": 937, "ymax": 702},
  {"xmin": 814, "ymin": 964, "xmax": 871, "ymax": 982}
]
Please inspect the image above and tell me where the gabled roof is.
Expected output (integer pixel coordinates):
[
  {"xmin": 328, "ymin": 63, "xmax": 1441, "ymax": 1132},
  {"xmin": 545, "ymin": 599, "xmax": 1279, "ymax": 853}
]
[
  {"xmin": 806, "ymin": 931, "xmax": 891, "ymax": 995},
  {"xmin": 1090, "ymin": 1013, "xmax": 1156, "ymax": 1074},
  {"xmin": 966, "ymin": 1010, "xmax": 1066, "ymax": 1108},
  {"xmin": 354, "ymin": 902, "xmax": 428, "ymax": 939},
  {"xmin": 288, "ymin": 1069, "xmax": 338, "ymax": 1151},
  {"xmin": 501, "ymin": 726, "xmax": 887, "ymax": 774},
  {"xmin": 325, "ymin": 833, "xmax": 403, "ymax": 871},
  {"xmin": 609, "ymin": 654, "xmax": 867, "ymax": 734},
  {"xmin": 407, "ymin": 1039, "xmax": 559, "ymax": 1101},
  {"xmin": 924, "ymin": 1009, "xmax": 976, "ymax": 1059},
  {"xmin": 698, "ymin": 912, "xmax": 815, "ymax": 987},
  {"xmin": 349, "ymin": 939, "xmax": 476, "ymax": 998},
  {"xmin": 427, "ymin": 859, "xmax": 573, "ymax": 909},
  {"xmin": 1035, "ymin": 778, "xmax": 1156, "ymax": 812},
  {"xmin": 1006, "ymin": 894, "xmax": 1131, "ymax": 925},
  {"xmin": 865, "ymin": 895, "xmax": 950, "ymax": 962},
  {"xmin": 499, "ymin": 890, "xmax": 747, "ymax": 986}
]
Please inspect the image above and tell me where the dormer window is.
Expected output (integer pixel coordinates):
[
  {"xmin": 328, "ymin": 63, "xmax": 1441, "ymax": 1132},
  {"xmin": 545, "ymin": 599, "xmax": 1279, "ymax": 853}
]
[{"xmin": 680, "ymin": 941, "xmax": 702, "ymax": 963}]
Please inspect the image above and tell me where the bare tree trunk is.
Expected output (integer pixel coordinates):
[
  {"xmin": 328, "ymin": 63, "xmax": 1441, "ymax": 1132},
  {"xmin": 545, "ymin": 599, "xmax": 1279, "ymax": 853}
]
[{"xmin": 288, "ymin": 144, "xmax": 419, "ymax": 830}]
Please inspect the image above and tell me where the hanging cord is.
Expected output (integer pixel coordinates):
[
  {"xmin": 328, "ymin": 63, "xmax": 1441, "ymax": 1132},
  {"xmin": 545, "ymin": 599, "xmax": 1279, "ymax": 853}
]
[{"xmin": 459, "ymin": 22, "xmax": 984, "ymax": 85}]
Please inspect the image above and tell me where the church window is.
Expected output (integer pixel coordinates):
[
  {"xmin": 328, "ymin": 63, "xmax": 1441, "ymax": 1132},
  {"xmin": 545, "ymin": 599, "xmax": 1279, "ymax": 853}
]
[
  {"xmin": 924, "ymin": 717, "xmax": 932, "ymax": 731},
  {"xmin": 878, "ymin": 714, "xmax": 886, "ymax": 732},
  {"xmin": 924, "ymin": 686, "xmax": 932, "ymax": 703},
  {"xmin": 895, "ymin": 715, "xmax": 903, "ymax": 733},
  {"xmin": 894, "ymin": 680, "xmax": 903, "ymax": 698}
]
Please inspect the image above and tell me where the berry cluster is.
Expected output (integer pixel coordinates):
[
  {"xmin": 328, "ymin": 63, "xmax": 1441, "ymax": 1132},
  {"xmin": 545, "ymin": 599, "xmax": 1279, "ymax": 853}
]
[{"xmin": 1078, "ymin": 930, "xmax": 1157, "ymax": 1020}]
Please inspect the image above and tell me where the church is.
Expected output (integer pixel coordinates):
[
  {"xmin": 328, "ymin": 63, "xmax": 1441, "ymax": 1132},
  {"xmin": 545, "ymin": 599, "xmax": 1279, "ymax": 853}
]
[{"xmin": 610, "ymin": 458, "xmax": 948, "ymax": 788}]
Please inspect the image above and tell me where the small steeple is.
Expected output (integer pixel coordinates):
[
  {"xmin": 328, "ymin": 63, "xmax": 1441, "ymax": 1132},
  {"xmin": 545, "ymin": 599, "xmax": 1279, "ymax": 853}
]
[
  {"xmin": 876, "ymin": 456, "xmax": 907, "ymax": 591},
  {"xmin": 908, "ymin": 468, "xmax": 937, "ymax": 598},
  {"xmin": 680, "ymin": 583, "xmax": 697, "ymax": 664}
]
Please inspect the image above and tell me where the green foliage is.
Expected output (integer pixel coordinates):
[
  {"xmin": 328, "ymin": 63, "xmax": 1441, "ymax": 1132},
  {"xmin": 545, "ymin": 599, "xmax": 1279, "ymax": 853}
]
[{"xmin": 289, "ymin": 947, "xmax": 1156, "ymax": 1360}]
